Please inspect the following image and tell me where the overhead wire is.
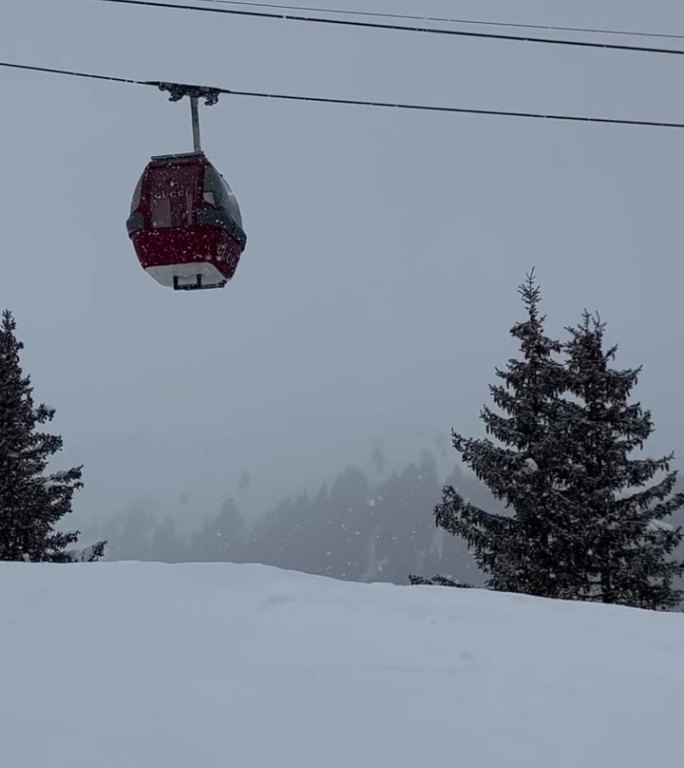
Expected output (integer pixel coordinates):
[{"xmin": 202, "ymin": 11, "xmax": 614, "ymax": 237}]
[
  {"xmin": 0, "ymin": 61, "xmax": 147, "ymax": 86},
  {"xmin": 2, "ymin": 59, "xmax": 684, "ymax": 130},
  {"xmin": 91, "ymin": 0, "xmax": 684, "ymax": 58},
  {"xmin": 199, "ymin": 0, "xmax": 684, "ymax": 42}
]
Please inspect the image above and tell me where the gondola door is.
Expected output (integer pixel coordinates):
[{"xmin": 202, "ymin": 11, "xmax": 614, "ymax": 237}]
[{"xmin": 148, "ymin": 162, "xmax": 200, "ymax": 232}]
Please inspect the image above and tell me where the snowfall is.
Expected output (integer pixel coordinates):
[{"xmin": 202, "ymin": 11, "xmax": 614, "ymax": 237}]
[{"xmin": 1, "ymin": 561, "xmax": 682, "ymax": 768}]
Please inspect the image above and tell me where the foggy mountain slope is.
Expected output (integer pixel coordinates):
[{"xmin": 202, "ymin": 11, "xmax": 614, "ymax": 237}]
[
  {"xmin": 82, "ymin": 454, "xmax": 488, "ymax": 587},
  {"xmin": 2, "ymin": 561, "xmax": 681, "ymax": 768}
]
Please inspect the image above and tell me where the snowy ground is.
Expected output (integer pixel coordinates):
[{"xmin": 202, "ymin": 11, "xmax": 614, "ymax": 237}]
[{"xmin": 1, "ymin": 562, "xmax": 682, "ymax": 768}]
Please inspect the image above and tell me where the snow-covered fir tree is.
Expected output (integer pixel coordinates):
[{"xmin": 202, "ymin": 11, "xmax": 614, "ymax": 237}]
[
  {"xmin": 559, "ymin": 311, "xmax": 684, "ymax": 609},
  {"xmin": 433, "ymin": 272, "xmax": 577, "ymax": 598},
  {"xmin": 431, "ymin": 273, "xmax": 683, "ymax": 610},
  {"xmin": 0, "ymin": 309, "xmax": 104, "ymax": 562}
]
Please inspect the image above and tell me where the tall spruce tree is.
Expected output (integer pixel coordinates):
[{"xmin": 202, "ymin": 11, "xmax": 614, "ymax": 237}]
[
  {"xmin": 559, "ymin": 311, "xmax": 684, "ymax": 609},
  {"xmin": 0, "ymin": 309, "xmax": 97, "ymax": 562},
  {"xmin": 428, "ymin": 272, "xmax": 684, "ymax": 610},
  {"xmin": 433, "ymin": 272, "xmax": 577, "ymax": 598}
]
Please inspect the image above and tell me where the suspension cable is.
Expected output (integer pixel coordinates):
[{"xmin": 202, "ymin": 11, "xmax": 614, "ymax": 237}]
[
  {"xmin": 199, "ymin": 0, "xmax": 684, "ymax": 42},
  {"xmin": 91, "ymin": 0, "xmax": 684, "ymax": 59},
  {"xmin": 2, "ymin": 60, "xmax": 684, "ymax": 130}
]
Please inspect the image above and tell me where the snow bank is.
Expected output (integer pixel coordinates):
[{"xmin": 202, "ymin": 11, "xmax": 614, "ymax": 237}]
[{"xmin": 1, "ymin": 561, "xmax": 681, "ymax": 768}]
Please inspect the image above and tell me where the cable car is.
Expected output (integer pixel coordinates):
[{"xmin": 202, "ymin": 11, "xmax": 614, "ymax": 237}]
[
  {"xmin": 125, "ymin": 84, "xmax": 247, "ymax": 291},
  {"xmin": 126, "ymin": 152, "xmax": 246, "ymax": 290}
]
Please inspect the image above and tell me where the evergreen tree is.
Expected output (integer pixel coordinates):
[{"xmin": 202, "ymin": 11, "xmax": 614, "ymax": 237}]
[
  {"xmin": 559, "ymin": 311, "xmax": 684, "ymax": 609},
  {"xmin": 192, "ymin": 497, "xmax": 246, "ymax": 562},
  {"xmin": 369, "ymin": 442, "xmax": 386, "ymax": 476},
  {"xmin": 237, "ymin": 469, "xmax": 251, "ymax": 492},
  {"xmin": 371, "ymin": 451, "xmax": 442, "ymax": 583},
  {"xmin": 0, "ymin": 309, "xmax": 102, "ymax": 562},
  {"xmin": 432, "ymin": 272, "xmax": 577, "ymax": 598},
  {"xmin": 409, "ymin": 574, "xmax": 473, "ymax": 587},
  {"xmin": 150, "ymin": 517, "xmax": 186, "ymax": 563},
  {"xmin": 100, "ymin": 501, "xmax": 154, "ymax": 561},
  {"xmin": 429, "ymin": 272, "xmax": 684, "ymax": 610}
]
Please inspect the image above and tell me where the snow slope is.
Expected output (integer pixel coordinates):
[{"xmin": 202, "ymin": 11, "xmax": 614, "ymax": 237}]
[{"xmin": 1, "ymin": 562, "xmax": 682, "ymax": 768}]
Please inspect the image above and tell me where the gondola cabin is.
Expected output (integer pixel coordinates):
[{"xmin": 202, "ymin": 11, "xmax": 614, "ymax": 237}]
[{"xmin": 126, "ymin": 151, "xmax": 247, "ymax": 291}]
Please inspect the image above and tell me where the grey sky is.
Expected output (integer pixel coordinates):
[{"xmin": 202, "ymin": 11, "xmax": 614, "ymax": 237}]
[{"xmin": 2, "ymin": 0, "xmax": 684, "ymax": 525}]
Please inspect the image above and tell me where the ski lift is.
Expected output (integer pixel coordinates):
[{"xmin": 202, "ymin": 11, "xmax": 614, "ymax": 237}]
[{"xmin": 126, "ymin": 84, "xmax": 247, "ymax": 291}]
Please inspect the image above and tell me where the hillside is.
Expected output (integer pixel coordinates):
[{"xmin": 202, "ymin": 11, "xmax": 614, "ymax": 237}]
[{"xmin": 2, "ymin": 561, "xmax": 682, "ymax": 768}]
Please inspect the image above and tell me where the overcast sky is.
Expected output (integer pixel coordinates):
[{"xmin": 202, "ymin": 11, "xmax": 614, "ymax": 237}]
[{"xmin": 2, "ymin": 0, "xmax": 684, "ymax": 526}]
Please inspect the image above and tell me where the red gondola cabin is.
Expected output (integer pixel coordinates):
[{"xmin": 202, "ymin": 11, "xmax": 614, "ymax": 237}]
[{"xmin": 126, "ymin": 151, "xmax": 247, "ymax": 291}]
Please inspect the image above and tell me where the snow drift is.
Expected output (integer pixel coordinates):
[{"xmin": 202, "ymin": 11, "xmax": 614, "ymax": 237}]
[{"xmin": 1, "ymin": 561, "xmax": 682, "ymax": 768}]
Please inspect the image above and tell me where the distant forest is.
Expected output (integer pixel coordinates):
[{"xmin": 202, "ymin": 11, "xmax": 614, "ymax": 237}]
[
  {"xmin": 83, "ymin": 449, "xmax": 489, "ymax": 585},
  {"xmin": 80, "ymin": 448, "xmax": 684, "ymax": 595}
]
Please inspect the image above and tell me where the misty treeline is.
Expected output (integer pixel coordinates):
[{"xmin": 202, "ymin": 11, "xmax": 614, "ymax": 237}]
[{"xmin": 90, "ymin": 450, "xmax": 491, "ymax": 588}]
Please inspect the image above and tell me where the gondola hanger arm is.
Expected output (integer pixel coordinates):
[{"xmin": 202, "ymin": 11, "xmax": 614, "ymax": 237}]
[
  {"xmin": 152, "ymin": 81, "xmax": 221, "ymax": 105},
  {"xmin": 148, "ymin": 81, "xmax": 222, "ymax": 152}
]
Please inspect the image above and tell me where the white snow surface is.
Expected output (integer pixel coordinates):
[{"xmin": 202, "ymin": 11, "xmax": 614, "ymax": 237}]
[{"xmin": 1, "ymin": 561, "xmax": 682, "ymax": 768}]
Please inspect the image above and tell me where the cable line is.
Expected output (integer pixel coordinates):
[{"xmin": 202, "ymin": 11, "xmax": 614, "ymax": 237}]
[
  {"xmin": 200, "ymin": 0, "xmax": 684, "ymax": 42},
  {"xmin": 0, "ymin": 61, "xmax": 149, "ymax": 86},
  {"xmin": 92, "ymin": 0, "xmax": 684, "ymax": 58},
  {"xmin": 2, "ymin": 59, "xmax": 684, "ymax": 130}
]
